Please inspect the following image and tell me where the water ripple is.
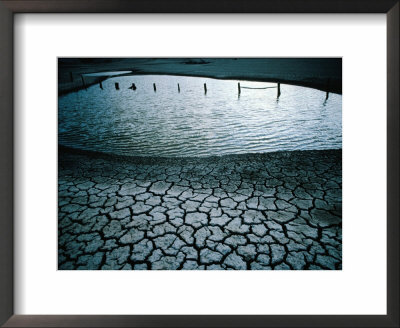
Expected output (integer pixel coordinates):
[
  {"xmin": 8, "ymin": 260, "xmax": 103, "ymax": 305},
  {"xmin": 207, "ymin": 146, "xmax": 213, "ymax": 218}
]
[{"xmin": 58, "ymin": 75, "xmax": 342, "ymax": 157}]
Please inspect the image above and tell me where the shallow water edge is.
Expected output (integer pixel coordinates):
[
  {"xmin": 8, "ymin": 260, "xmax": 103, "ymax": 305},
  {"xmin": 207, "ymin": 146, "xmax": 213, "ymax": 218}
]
[{"xmin": 59, "ymin": 145, "xmax": 342, "ymax": 166}]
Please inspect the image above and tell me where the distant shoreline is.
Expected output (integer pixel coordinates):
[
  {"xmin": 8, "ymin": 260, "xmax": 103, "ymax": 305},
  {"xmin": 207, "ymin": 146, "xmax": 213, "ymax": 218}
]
[
  {"xmin": 59, "ymin": 72, "xmax": 341, "ymax": 97},
  {"xmin": 58, "ymin": 58, "xmax": 342, "ymax": 96}
]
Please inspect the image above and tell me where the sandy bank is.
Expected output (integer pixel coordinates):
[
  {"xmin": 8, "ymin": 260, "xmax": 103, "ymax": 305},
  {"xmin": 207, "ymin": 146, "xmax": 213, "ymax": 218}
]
[{"xmin": 59, "ymin": 145, "xmax": 342, "ymax": 166}]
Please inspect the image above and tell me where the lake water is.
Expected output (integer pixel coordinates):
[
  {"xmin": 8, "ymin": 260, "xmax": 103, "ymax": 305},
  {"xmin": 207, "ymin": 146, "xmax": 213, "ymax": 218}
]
[
  {"xmin": 82, "ymin": 71, "xmax": 132, "ymax": 77},
  {"xmin": 58, "ymin": 75, "xmax": 342, "ymax": 157}
]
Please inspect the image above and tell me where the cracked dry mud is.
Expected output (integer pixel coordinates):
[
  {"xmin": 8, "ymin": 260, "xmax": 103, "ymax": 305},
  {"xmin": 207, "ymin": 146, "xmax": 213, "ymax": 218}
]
[{"xmin": 58, "ymin": 149, "xmax": 342, "ymax": 270}]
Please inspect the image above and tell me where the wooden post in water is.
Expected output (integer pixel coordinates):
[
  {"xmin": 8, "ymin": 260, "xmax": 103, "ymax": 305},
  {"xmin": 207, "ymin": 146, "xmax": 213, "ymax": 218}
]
[
  {"xmin": 277, "ymin": 83, "xmax": 281, "ymax": 98},
  {"xmin": 99, "ymin": 81, "xmax": 103, "ymax": 90},
  {"xmin": 153, "ymin": 83, "xmax": 157, "ymax": 92},
  {"xmin": 204, "ymin": 83, "xmax": 207, "ymax": 95},
  {"xmin": 178, "ymin": 83, "xmax": 180, "ymax": 93},
  {"xmin": 115, "ymin": 82, "xmax": 120, "ymax": 90},
  {"xmin": 81, "ymin": 75, "xmax": 87, "ymax": 90},
  {"xmin": 325, "ymin": 78, "xmax": 330, "ymax": 100},
  {"xmin": 238, "ymin": 82, "xmax": 241, "ymax": 96}
]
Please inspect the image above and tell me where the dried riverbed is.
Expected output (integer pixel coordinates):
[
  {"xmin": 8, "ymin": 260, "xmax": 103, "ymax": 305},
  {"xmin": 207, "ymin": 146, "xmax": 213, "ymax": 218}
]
[{"xmin": 58, "ymin": 148, "xmax": 342, "ymax": 270}]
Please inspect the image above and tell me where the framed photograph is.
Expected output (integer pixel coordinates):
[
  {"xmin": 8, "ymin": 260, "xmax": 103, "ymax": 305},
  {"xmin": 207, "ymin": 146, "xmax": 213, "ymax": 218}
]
[
  {"xmin": 57, "ymin": 57, "xmax": 343, "ymax": 272},
  {"xmin": 0, "ymin": 1, "xmax": 398, "ymax": 327}
]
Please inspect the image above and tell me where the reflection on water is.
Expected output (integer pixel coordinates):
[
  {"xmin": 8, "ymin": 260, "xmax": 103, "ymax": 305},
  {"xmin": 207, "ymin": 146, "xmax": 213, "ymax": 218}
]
[{"xmin": 58, "ymin": 75, "xmax": 342, "ymax": 157}]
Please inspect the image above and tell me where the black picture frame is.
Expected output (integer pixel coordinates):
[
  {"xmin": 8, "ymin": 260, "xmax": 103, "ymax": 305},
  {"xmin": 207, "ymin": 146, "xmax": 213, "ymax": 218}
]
[{"xmin": 0, "ymin": 1, "xmax": 398, "ymax": 327}]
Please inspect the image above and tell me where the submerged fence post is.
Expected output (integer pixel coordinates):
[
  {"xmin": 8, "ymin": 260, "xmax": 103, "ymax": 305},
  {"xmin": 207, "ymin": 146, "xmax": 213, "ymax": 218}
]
[
  {"xmin": 238, "ymin": 82, "xmax": 241, "ymax": 96},
  {"xmin": 99, "ymin": 81, "xmax": 103, "ymax": 90},
  {"xmin": 178, "ymin": 83, "xmax": 180, "ymax": 93},
  {"xmin": 153, "ymin": 83, "xmax": 157, "ymax": 92},
  {"xmin": 115, "ymin": 82, "xmax": 120, "ymax": 90},
  {"xmin": 325, "ymin": 78, "xmax": 330, "ymax": 100},
  {"xmin": 81, "ymin": 75, "xmax": 87, "ymax": 90},
  {"xmin": 277, "ymin": 83, "xmax": 281, "ymax": 98},
  {"xmin": 204, "ymin": 83, "xmax": 207, "ymax": 95}
]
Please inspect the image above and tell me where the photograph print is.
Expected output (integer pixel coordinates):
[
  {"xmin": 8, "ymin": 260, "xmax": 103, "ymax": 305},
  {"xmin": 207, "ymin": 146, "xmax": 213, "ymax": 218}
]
[{"xmin": 58, "ymin": 58, "xmax": 342, "ymax": 270}]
